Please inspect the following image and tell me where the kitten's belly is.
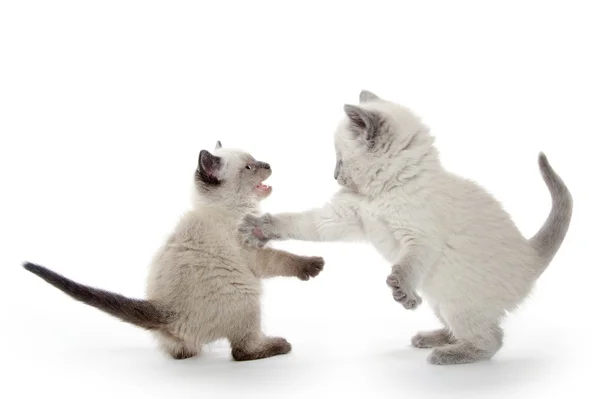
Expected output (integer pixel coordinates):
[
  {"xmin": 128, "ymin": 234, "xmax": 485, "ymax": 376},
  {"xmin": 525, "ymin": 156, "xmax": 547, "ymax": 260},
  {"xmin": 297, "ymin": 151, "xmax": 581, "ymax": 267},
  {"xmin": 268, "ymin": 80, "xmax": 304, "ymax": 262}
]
[{"xmin": 147, "ymin": 242, "xmax": 260, "ymax": 302}]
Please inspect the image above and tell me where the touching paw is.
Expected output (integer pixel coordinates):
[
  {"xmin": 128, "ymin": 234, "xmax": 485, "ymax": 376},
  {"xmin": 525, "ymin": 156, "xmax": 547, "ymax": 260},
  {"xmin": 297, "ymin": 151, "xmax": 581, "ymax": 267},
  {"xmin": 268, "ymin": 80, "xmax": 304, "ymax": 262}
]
[
  {"xmin": 386, "ymin": 274, "xmax": 422, "ymax": 310},
  {"xmin": 238, "ymin": 213, "xmax": 278, "ymax": 247},
  {"xmin": 297, "ymin": 256, "xmax": 325, "ymax": 281}
]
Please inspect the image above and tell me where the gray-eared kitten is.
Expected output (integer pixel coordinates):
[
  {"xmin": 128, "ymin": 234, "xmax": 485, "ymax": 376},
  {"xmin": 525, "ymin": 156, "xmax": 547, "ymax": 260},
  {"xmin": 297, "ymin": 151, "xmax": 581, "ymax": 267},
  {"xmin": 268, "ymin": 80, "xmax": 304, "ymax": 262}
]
[
  {"xmin": 240, "ymin": 91, "xmax": 572, "ymax": 365},
  {"xmin": 24, "ymin": 141, "xmax": 324, "ymax": 361}
]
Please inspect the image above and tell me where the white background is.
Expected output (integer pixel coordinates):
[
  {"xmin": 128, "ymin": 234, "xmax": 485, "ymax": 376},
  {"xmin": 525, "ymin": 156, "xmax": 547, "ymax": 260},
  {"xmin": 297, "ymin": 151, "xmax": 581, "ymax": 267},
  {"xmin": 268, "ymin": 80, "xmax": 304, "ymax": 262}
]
[{"xmin": 1, "ymin": 1, "xmax": 598, "ymax": 398}]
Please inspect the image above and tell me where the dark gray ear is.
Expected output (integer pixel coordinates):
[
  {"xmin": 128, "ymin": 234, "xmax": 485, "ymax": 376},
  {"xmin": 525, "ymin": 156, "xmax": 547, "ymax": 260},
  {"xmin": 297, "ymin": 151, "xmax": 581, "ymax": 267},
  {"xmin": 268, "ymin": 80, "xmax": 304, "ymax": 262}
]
[
  {"xmin": 343, "ymin": 104, "xmax": 380, "ymax": 147},
  {"xmin": 196, "ymin": 150, "xmax": 222, "ymax": 185},
  {"xmin": 215, "ymin": 141, "xmax": 222, "ymax": 150},
  {"xmin": 359, "ymin": 90, "xmax": 380, "ymax": 103}
]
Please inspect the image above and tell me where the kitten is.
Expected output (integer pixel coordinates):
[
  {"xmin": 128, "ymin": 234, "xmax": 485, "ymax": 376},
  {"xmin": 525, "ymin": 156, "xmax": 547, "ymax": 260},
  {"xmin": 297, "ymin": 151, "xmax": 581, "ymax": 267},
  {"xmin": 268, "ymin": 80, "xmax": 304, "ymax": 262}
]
[
  {"xmin": 239, "ymin": 91, "xmax": 572, "ymax": 365},
  {"xmin": 23, "ymin": 141, "xmax": 324, "ymax": 361}
]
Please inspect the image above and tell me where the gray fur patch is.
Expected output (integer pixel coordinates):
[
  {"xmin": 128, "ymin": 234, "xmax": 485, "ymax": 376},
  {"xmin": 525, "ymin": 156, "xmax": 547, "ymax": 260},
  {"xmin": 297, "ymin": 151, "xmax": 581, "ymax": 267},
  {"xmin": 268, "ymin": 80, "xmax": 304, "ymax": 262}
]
[
  {"xmin": 196, "ymin": 150, "xmax": 222, "ymax": 186},
  {"xmin": 359, "ymin": 90, "xmax": 380, "ymax": 103},
  {"xmin": 343, "ymin": 104, "xmax": 381, "ymax": 147},
  {"xmin": 529, "ymin": 152, "xmax": 573, "ymax": 273}
]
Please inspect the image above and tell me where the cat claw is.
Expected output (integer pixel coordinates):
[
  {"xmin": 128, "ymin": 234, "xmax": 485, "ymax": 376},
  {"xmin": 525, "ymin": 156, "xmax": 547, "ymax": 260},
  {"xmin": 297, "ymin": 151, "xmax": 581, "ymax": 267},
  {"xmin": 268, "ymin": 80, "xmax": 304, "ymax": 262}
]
[{"xmin": 386, "ymin": 274, "xmax": 422, "ymax": 310}]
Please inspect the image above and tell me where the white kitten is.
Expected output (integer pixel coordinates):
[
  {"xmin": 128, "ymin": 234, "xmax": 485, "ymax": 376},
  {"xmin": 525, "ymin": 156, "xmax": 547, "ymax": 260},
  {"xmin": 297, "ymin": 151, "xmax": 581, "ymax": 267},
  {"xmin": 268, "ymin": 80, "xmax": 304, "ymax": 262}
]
[{"xmin": 239, "ymin": 91, "xmax": 572, "ymax": 365}]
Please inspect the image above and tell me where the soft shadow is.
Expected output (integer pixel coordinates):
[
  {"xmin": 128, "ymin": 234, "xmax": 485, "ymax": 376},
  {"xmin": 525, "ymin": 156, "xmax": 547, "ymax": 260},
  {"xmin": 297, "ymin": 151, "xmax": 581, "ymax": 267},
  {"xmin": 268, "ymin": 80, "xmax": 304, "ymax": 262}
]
[
  {"xmin": 97, "ymin": 342, "xmax": 552, "ymax": 396},
  {"xmin": 366, "ymin": 346, "xmax": 551, "ymax": 394},
  {"xmin": 104, "ymin": 344, "xmax": 321, "ymax": 393}
]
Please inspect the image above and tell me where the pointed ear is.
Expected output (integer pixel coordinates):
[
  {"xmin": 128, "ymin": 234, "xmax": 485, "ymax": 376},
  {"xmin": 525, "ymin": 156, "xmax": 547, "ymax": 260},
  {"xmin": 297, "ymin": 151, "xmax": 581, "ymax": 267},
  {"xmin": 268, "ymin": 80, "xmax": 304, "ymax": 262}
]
[
  {"xmin": 197, "ymin": 150, "xmax": 222, "ymax": 185},
  {"xmin": 215, "ymin": 141, "xmax": 222, "ymax": 150},
  {"xmin": 359, "ymin": 90, "xmax": 380, "ymax": 103},
  {"xmin": 343, "ymin": 104, "xmax": 381, "ymax": 147}
]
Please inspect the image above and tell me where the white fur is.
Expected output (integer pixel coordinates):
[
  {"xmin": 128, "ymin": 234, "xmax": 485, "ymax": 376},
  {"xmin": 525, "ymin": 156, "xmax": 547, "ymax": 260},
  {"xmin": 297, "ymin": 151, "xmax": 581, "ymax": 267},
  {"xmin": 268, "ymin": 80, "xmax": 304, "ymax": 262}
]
[{"xmin": 240, "ymin": 92, "xmax": 572, "ymax": 365}]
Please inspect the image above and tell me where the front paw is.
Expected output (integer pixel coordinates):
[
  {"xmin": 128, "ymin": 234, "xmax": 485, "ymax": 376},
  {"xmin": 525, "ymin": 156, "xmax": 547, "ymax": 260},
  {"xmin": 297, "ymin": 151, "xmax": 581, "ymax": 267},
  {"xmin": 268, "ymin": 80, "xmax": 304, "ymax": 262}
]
[
  {"xmin": 297, "ymin": 256, "xmax": 324, "ymax": 281},
  {"xmin": 386, "ymin": 274, "xmax": 422, "ymax": 310},
  {"xmin": 238, "ymin": 213, "xmax": 278, "ymax": 247}
]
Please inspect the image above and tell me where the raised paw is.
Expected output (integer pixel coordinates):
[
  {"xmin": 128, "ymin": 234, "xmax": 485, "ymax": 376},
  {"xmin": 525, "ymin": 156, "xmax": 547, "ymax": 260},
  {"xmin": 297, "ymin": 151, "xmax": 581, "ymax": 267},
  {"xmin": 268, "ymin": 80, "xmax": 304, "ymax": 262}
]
[
  {"xmin": 386, "ymin": 274, "xmax": 422, "ymax": 310},
  {"xmin": 297, "ymin": 256, "xmax": 324, "ymax": 281},
  {"xmin": 238, "ymin": 213, "xmax": 278, "ymax": 247}
]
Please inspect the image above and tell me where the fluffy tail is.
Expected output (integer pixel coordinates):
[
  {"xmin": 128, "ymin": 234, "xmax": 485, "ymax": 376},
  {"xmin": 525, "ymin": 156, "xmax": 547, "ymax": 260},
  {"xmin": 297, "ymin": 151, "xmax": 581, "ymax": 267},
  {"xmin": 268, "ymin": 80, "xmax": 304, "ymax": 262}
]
[
  {"xmin": 23, "ymin": 262, "xmax": 169, "ymax": 330},
  {"xmin": 529, "ymin": 153, "xmax": 573, "ymax": 275}
]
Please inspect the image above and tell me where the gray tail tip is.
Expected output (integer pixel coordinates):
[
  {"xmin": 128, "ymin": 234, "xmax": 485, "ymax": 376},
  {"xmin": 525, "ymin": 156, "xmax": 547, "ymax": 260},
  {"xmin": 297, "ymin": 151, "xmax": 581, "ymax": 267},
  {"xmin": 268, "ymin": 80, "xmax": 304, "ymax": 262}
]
[
  {"xmin": 538, "ymin": 152, "xmax": 549, "ymax": 168},
  {"xmin": 23, "ymin": 261, "xmax": 40, "ymax": 273}
]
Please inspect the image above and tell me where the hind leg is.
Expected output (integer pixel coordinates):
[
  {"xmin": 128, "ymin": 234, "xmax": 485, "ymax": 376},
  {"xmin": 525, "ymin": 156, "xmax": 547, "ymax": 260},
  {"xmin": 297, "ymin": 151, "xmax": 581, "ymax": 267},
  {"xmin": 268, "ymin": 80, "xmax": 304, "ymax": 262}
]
[
  {"xmin": 157, "ymin": 332, "xmax": 199, "ymax": 360},
  {"xmin": 427, "ymin": 309, "xmax": 503, "ymax": 365},
  {"xmin": 227, "ymin": 307, "xmax": 291, "ymax": 361},
  {"xmin": 412, "ymin": 328, "xmax": 455, "ymax": 348},
  {"xmin": 163, "ymin": 342, "xmax": 199, "ymax": 360},
  {"xmin": 230, "ymin": 333, "xmax": 291, "ymax": 361},
  {"xmin": 412, "ymin": 306, "xmax": 455, "ymax": 348}
]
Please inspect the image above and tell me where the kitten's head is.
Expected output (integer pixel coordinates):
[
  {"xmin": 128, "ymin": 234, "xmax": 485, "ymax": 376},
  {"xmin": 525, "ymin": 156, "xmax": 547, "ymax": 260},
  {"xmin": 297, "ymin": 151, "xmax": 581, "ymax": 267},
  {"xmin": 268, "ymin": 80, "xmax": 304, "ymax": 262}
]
[
  {"xmin": 193, "ymin": 141, "xmax": 272, "ymax": 207},
  {"xmin": 333, "ymin": 90, "xmax": 435, "ymax": 195}
]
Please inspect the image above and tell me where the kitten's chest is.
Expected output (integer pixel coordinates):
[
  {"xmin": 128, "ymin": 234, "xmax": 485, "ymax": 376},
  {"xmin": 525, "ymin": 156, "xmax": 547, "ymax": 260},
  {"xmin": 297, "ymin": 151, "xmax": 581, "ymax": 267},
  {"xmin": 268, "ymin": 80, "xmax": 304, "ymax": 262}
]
[{"xmin": 359, "ymin": 202, "xmax": 405, "ymax": 263}]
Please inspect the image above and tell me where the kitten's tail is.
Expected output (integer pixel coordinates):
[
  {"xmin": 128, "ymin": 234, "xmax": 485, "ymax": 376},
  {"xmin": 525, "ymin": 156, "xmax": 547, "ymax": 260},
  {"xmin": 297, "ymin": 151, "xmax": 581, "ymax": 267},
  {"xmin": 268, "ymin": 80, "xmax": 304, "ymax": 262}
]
[
  {"xmin": 529, "ymin": 153, "xmax": 573, "ymax": 275},
  {"xmin": 23, "ymin": 262, "xmax": 170, "ymax": 330}
]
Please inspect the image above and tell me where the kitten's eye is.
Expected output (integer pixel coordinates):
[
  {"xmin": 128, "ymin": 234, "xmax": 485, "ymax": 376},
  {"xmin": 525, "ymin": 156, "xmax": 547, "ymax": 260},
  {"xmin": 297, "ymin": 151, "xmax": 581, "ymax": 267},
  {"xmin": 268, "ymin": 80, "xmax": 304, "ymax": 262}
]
[{"xmin": 245, "ymin": 165, "xmax": 252, "ymax": 170}]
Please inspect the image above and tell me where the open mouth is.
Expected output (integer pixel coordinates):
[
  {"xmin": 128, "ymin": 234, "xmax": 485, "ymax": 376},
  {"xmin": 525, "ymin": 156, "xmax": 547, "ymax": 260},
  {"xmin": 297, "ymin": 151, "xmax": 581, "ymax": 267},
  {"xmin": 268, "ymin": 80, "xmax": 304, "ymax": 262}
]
[{"xmin": 255, "ymin": 182, "xmax": 271, "ymax": 192}]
